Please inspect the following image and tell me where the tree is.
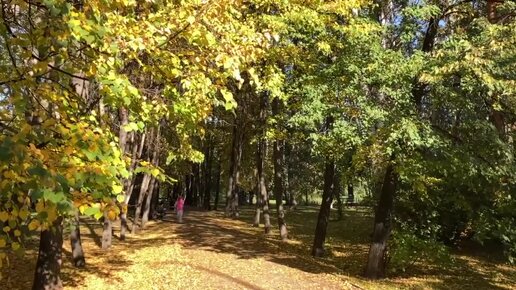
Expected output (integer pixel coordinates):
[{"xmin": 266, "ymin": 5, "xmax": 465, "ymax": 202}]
[{"xmin": 272, "ymin": 99, "xmax": 288, "ymax": 240}]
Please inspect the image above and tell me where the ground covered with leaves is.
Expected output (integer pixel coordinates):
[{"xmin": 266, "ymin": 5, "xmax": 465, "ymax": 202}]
[{"xmin": 2, "ymin": 206, "xmax": 515, "ymax": 289}]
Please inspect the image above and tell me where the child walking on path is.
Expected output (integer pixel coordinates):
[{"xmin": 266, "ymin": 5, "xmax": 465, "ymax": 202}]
[{"xmin": 174, "ymin": 195, "xmax": 185, "ymax": 223}]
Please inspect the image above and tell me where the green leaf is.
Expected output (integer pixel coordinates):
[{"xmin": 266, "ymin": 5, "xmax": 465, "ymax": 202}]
[
  {"xmin": 28, "ymin": 166, "xmax": 47, "ymax": 177},
  {"xmin": 83, "ymin": 206, "xmax": 100, "ymax": 217}
]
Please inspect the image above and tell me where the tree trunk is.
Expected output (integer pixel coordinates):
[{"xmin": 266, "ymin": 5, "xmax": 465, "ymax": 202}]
[
  {"xmin": 285, "ymin": 142, "xmax": 292, "ymax": 206},
  {"xmin": 203, "ymin": 139, "xmax": 213, "ymax": 210},
  {"xmin": 141, "ymin": 177, "xmax": 157, "ymax": 228},
  {"xmin": 192, "ymin": 163, "xmax": 201, "ymax": 207},
  {"xmin": 116, "ymin": 108, "xmax": 129, "ymax": 244},
  {"xmin": 132, "ymin": 173, "xmax": 152, "ymax": 234},
  {"xmin": 285, "ymin": 143, "xmax": 297, "ymax": 209},
  {"xmin": 364, "ymin": 163, "xmax": 397, "ymax": 279},
  {"xmin": 120, "ymin": 131, "xmax": 146, "ymax": 241},
  {"xmin": 257, "ymin": 93, "xmax": 270, "ymax": 233},
  {"xmin": 253, "ymin": 183, "xmax": 262, "ymax": 227},
  {"xmin": 101, "ymin": 212, "xmax": 112, "ymax": 250},
  {"xmin": 70, "ymin": 212, "xmax": 85, "ymax": 267},
  {"xmin": 348, "ymin": 183, "xmax": 354, "ymax": 202},
  {"xmin": 214, "ymin": 157, "xmax": 221, "ymax": 210},
  {"xmin": 487, "ymin": 0, "xmax": 501, "ymax": 23},
  {"xmin": 311, "ymin": 161, "xmax": 335, "ymax": 257},
  {"xmin": 185, "ymin": 174, "xmax": 193, "ymax": 205},
  {"xmin": 149, "ymin": 181, "xmax": 160, "ymax": 219},
  {"xmin": 33, "ymin": 217, "xmax": 63, "ymax": 290},
  {"xmin": 142, "ymin": 123, "xmax": 161, "ymax": 227},
  {"xmin": 333, "ymin": 171, "xmax": 343, "ymax": 221},
  {"xmin": 225, "ymin": 114, "xmax": 243, "ymax": 217},
  {"xmin": 272, "ymin": 98, "xmax": 288, "ymax": 240}
]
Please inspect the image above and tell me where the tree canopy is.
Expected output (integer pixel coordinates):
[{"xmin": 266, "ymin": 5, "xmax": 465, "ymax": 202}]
[{"xmin": 0, "ymin": 0, "xmax": 515, "ymax": 287}]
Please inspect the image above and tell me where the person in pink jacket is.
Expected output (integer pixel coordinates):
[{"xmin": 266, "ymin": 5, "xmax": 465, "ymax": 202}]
[{"xmin": 174, "ymin": 195, "xmax": 185, "ymax": 223}]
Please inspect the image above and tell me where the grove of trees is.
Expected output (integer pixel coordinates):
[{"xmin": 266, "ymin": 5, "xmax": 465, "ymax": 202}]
[{"xmin": 0, "ymin": 0, "xmax": 514, "ymax": 288}]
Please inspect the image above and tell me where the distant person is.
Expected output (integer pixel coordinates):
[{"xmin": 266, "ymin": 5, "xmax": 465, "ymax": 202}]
[{"xmin": 174, "ymin": 195, "xmax": 185, "ymax": 223}]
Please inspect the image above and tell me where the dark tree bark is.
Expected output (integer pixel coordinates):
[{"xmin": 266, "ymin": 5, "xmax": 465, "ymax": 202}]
[
  {"xmin": 142, "ymin": 123, "xmax": 161, "ymax": 227},
  {"xmin": 311, "ymin": 160, "xmax": 335, "ymax": 257},
  {"xmin": 120, "ymin": 131, "xmax": 146, "ymax": 241},
  {"xmin": 70, "ymin": 212, "xmax": 85, "ymax": 267},
  {"xmin": 132, "ymin": 173, "xmax": 152, "ymax": 234},
  {"xmin": 101, "ymin": 212, "xmax": 112, "ymax": 250},
  {"xmin": 33, "ymin": 217, "xmax": 64, "ymax": 290},
  {"xmin": 225, "ymin": 114, "xmax": 243, "ymax": 217},
  {"xmin": 214, "ymin": 156, "xmax": 221, "ymax": 210},
  {"xmin": 255, "ymin": 140, "xmax": 271, "ymax": 234},
  {"xmin": 141, "ymin": 177, "xmax": 157, "ymax": 227},
  {"xmin": 364, "ymin": 164, "xmax": 398, "ymax": 279},
  {"xmin": 203, "ymin": 138, "xmax": 213, "ymax": 210},
  {"xmin": 285, "ymin": 143, "xmax": 297, "ymax": 209},
  {"xmin": 348, "ymin": 183, "xmax": 354, "ymax": 202},
  {"xmin": 412, "ymin": 17, "xmax": 438, "ymax": 111},
  {"xmin": 192, "ymin": 163, "xmax": 201, "ymax": 207},
  {"xmin": 487, "ymin": 0, "xmax": 502, "ymax": 23},
  {"xmin": 118, "ymin": 108, "xmax": 130, "ymax": 242},
  {"xmin": 272, "ymin": 98, "xmax": 288, "ymax": 240},
  {"xmin": 185, "ymin": 173, "xmax": 193, "ymax": 205},
  {"xmin": 256, "ymin": 93, "xmax": 271, "ymax": 233},
  {"xmin": 149, "ymin": 180, "xmax": 160, "ymax": 219},
  {"xmin": 284, "ymin": 141, "xmax": 293, "ymax": 207},
  {"xmin": 253, "ymin": 177, "xmax": 262, "ymax": 227},
  {"xmin": 333, "ymin": 171, "xmax": 343, "ymax": 221}
]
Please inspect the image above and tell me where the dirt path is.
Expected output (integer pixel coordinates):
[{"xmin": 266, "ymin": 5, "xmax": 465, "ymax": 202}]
[
  {"xmin": 5, "ymin": 207, "xmax": 514, "ymax": 289},
  {"xmin": 3, "ymin": 209, "xmax": 358, "ymax": 290}
]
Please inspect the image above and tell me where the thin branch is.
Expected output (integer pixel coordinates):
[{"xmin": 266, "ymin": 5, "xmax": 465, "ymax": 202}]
[
  {"xmin": 1, "ymin": 1, "xmax": 22, "ymax": 77},
  {"xmin": 0, "ymin": 77, "xmax": 25, "ymax": 85},
  {"xmin": 0, "ymin": 121, "xmax": 16, "ymax": 134},
  {"xmin": 158, "ymin": 1, "xmax": 212, "ymax": 48}
]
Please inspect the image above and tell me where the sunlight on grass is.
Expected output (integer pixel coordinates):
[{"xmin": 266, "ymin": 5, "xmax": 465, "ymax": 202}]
[{"xmin": 3, "ymin": 207, "xmax": 515, "ymax": 289}]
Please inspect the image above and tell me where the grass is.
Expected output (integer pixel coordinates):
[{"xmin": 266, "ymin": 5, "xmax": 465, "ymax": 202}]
[
  {"xmin": 236, "ymin": 204, "xmax": 515, "ymax": 289},
  {"xmin": 1, "ymin": 204, "xmax": 515, "ymax": 289}
]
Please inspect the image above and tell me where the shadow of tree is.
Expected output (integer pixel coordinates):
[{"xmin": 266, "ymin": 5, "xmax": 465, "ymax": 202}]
[
  {"xmin": 168, "ymin": 206, "xmax": 369, "ymax": 276},
  {"xmin": 167, "ymin": 261, "xmax": 266, "ymax": 290},
  {"xmin": 167, "ymin": 206, "xmax": 515, "ymax": 289},
  {"xmin": 4, "ymin": 205, "xmax": 514, "ymax": 290},
  {"xmin": 82, "ymin": 218, "xmax": 102, "ymax": 247}
]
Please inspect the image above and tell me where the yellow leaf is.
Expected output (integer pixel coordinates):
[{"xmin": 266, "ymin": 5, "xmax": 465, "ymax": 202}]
[
  {"xmin": 11, "ymin": 242, "xmax": 20, "ymax": 251},
  {"xmin": 35, "ymin": 201, "xmax": 45, "ymax": 213},
  {"xmin": 3, "ymin": 226, "xmax": 10, "ymax": 233},
  {"xmin": 107, "ymin": 210, "xmax": 117, "ymax": 221},
  {"xmin": 113, "ymin": 184, "xmax": 123, "ymax": 194},
  {"xmin": 116, "ymin": 194, "xmax": 125, "ymax": 203},
  {"xmin": 14, "ymin": 230, "xmax": 21, "ymax": 237},
  {"xmin": 0, "ymin": 211, "xmax": 8, "ymax": 222},
  {"xmin": 19, "ymin": 208, "xmax": 29, "ymax": 220},
  {"xmin": 187, "ymin": 15, "xmax": 195, "ymax": 24},
  {"xmin": 46, "ymin": 209, "xmax": 57, "ymax": 223},
  {"xmin": 0, "ymin": 238, "xmax": 6, "ymax": 248},
  {"xmin": 28, "ymin": 219, "xmax": 40, "ymax": 231}
]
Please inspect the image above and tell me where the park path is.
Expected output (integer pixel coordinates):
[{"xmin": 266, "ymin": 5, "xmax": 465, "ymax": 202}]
[
  {"xmin": 6, "ymin": 208, "xmax": 514, "ymax": 289},
  {"xmin": 51, "ymin": 209, "xmax": 359, "ymax": 289}
]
